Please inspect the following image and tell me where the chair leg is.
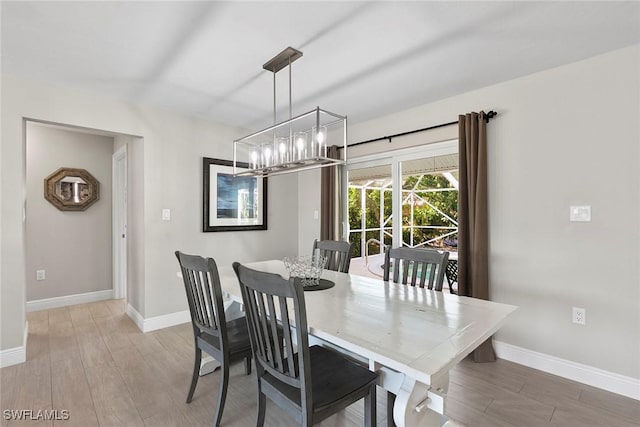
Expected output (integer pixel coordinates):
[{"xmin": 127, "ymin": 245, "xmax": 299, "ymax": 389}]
[
  {"xmin": 212, "ymin": 361, "xmax": 230, "ymax": 427},
  {"xmin": 365, "ymin": 384, "xmax": 376, "ymax": 427},
  {"xmin": 186, "ymin": 347, "xmax": 202, "ymax": 403},
  {"xmin": 387, "ymin": 391, "xmax": 396, "ymax": 427},
  {"xmin": 256, "ymin": 388, "xmax": 266, "ymax": 427},
  {"xmin": 245, "ymin": 355, "xmax": 252, "ymax": 375}
]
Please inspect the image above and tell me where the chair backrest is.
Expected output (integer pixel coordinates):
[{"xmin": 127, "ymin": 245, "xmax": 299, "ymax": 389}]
[
  {"xmin": 383, "ymin": 247, "xmax": 450, "ymax": 290},
  {"xmin": 175, "ymin": 251, "xmax": 228, "ymax": 346},
  {"xmin": 233, "ymin": 263, "xmax": 312, "ymax": 405},
  {"xmin": 312, "ymin": 239, "xmax": 354, "ymax": 273}
]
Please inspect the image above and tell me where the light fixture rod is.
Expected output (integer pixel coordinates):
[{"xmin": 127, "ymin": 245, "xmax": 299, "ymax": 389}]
[{"xmin": 288, "ymin": 56, "xmax": 292, "ymax": 120}]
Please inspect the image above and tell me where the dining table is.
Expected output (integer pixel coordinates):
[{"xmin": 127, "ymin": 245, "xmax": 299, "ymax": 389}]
[{"xmin": 214, "ymin": 260, "xmax": 517, "ymax": 427}]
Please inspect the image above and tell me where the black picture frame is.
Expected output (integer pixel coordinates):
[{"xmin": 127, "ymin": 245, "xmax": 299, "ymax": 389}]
[{"xmin": 202, "ymin": 157, "xmax": 268, "ymax": 232}]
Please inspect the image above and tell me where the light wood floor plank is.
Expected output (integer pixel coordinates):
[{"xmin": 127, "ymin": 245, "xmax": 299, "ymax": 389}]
[
  {"xmin": 579, "ymin": 386, "xmax": 640, "ymax": 423},
  {"xmin": 84, "ymin": 363, "xmax": 144, "ymax": 427},
  {"xmin": 549, "ymin": 396, "xmax": 640, "ymax": 427},
  {"xmin": 47, "ymin": 307, "xmax": 71, "ymax": 326},
  {"xmin": 68, "ymin": 306, "xmax": 92, "ymax": 326},
  {"xmin": 453, "ymin": 358, "xmax": 526, "ymax": 393},
  {"xmin": 27, "ymin": 310, "xmax": 48, "ymax": 323},
  {"xmin": 9, "ymin": 358, "xmax": 52, "ymax": 426},
  {"xmin": 484, "ymin": 390, "xmax": 555, "ymax": 427},
  {"xmin": 104, "ymin": 299, "xmax": 126, "ymax": 316},
  {"xmin": 48, "ymin": 322, "xmax": 81, "ymax": 365},
  {"xmin": 51, "ymin": 357, "xmax": 99, "ymax": 427},
  {"xmin": 445, "ymin": 396, "xmax": 516, "ymax": 427},
  {"xmin": 77, "ymin": 336, "xmax": 114, "ymax": 368},
  {"xmin": 25, "ymin": 320, "xmax": 50, "ymax": 363},
  {"xmin": 86, "ymin": 302, "xmax": 113, "ymax": 319},
  {"xmin": 0, "ymin": 365, "xmax": 19, "ymax": 427}
]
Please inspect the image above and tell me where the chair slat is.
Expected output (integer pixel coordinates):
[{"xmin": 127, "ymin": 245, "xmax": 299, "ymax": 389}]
[
  {"xmin": 402, "ymin": 259, "xmax": 410, "ymax": 285},
  {"xmin": 266, "ymin": 294, "xmax": 284, "ymax": 372},
  {"xmin": 410, "ymin": 261, "xmax": 419, "ymax": 287},
  {"xmin": 428, "ymin": 263, "xmax": 437, "ymax": 290},
  {"xmin": 279, "ymin": 296, "xmax": 296, "ymax": 377},
  {"xmin": 256, "ymin": 291, "xmax": 275, "ymax": 365},
  {"xmin": 247, "ymin": 289, "xmax": 267, "ymax": 361}
]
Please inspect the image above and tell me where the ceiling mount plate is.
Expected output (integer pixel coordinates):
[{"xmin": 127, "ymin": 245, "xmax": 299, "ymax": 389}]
[{"xmin": 263, "ymin": 47, "xmax": 303, "ymax": 73}]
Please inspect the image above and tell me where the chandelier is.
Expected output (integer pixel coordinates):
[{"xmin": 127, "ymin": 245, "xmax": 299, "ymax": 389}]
[{"xmin": 233, "ymin": 47, "xmax": 347, "ymax": 177}]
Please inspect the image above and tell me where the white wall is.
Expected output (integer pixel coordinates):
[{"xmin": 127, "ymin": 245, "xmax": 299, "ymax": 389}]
[
  {"xmin": 1, "ymin": 73, "xmax": 299, "ymax": 352},
  {"xmin": 302, "ymin": 45, "xmax": 640, "ymax": 380},
  {"xmin": 26, "ymin": 124, "xmax": 114, "ymax": 301},
  {"xmin": 297, "ymin": 169, "xmax": 322, "ymax": 256}
]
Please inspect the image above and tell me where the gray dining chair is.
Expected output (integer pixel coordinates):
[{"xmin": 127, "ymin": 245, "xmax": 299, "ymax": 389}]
[
  {"xmin": 383, "ymin": 246, "xmax": 449, "ymax": 290},
  {"xmin": 233, "ymin": 262, "xmax": 378, "ymax": 427},
  {"xmin": 175, "ymin": 251, "xmax": 252, "ymax": 427},
  {"xmin": 382, "ymin": 246, "xmax": 449, "ymax": 426},
  {"xmin": 312, "ymin": 239, "xmax": 355, "ymax": 273}
]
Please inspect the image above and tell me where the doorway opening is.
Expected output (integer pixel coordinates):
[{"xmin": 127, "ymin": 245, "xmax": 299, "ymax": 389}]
[{"xmin": 24, "ymin": 119, "xmax": 139, "ymax": 311}]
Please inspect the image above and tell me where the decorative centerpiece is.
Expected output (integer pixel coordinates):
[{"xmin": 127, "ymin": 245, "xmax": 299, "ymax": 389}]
[{"xmin": 283, "ymin": 254, "xmax": 327, "ymax": 288}]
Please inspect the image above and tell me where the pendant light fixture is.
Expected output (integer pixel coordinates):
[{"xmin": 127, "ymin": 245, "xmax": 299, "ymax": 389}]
[{"xmin": 233, "ymin": 47, "xmax": 347, "ymax": 177}]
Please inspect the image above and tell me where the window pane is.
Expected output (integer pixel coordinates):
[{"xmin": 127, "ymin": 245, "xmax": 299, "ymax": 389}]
[{"xmin": 400, "ymin": 155, "xmax": 458, "ymax": 250}]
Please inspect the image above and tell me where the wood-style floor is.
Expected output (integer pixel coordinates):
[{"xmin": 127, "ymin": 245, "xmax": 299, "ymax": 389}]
[{"xmin": 1, "ymin": 300, "xmax": 638, "ymax": 427}]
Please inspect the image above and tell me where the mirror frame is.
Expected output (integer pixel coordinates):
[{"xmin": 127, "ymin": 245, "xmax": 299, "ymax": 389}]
[{"xmin": 44, "ymin": 167, "xmax": 100, "ymax": 211}]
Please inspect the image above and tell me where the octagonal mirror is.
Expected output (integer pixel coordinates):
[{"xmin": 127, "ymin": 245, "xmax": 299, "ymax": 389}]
[{"xmin": 44, "ymin": 167, "xmax": 100, "ymax": 211}]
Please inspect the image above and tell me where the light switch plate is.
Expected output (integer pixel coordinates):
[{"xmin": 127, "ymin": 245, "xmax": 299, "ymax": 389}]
[
  {"xmin": 313, "ymin": 210, "xmax": 319, "ymax": 220},
  {"xmin": 570, "ymin": 206, "xmax": 591, "ymax": 222},
  {"xmin": 162, "ymin": 209, "xmax": 171, "ymax": 221},
  {"xmin": 36, "ymin": 270, "xmax": 46, "ymax": 281}
]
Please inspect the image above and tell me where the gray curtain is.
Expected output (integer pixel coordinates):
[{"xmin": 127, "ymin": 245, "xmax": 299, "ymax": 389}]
[
  {"xmin": 320, "ymin": 145, "xmax": 340, "ymax": 241},
  {"xmin": 458, "ymin": 111, "xmax": 495, "ymax": 362}
]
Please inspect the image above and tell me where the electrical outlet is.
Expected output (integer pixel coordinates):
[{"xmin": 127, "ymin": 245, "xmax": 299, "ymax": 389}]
[
  {"xmin": 36, "ymin": 270, "xmax": 46, "ymax": 281},
  {"xmin": 572, "ymin": 307, "xmax": 586, "ymax": 325}
]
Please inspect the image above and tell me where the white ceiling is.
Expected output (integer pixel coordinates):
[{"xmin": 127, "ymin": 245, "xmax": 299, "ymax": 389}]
[{"xmin": 2, "ymin": 1, "xmax": 639, "ymax": 130}]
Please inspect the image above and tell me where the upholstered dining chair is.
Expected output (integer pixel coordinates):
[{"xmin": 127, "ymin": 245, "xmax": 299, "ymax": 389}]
[
  {"xmin": 312, "ymin": 239, "xmax": 355, "ymax": 273},
  {"xmin": 233, "ymin": 262, "xmax": 378, "ymax": 427},
  {"xmin": 175, "ymin": 251, "xmax": 252, "ymax": 427},
  {"xmin": 383, "ymin": 246, "xmax": 449, "ymax": 290}
]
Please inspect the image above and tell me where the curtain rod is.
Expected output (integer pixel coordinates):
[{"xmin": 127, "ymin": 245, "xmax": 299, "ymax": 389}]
[{"xmin": 342, "ymin": 110, "xmax": 497, "ymax": 150}]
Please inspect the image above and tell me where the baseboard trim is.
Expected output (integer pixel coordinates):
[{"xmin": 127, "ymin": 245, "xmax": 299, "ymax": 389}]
[
  {"xmin": 0, "ymin": 323, "xmax": 28, "ymax": 368},
  {"xmin": 126, "ymin": 304, "xmax": 190, "ymax": 333},
  {"xmin": 27, "ymin": 289, "xmax": 113, "ymax": 312},
  {"xmin": 143, "ymin": 310, "xmax": 190, "ymax": 332},
  {"xmin": 494, "ymin": 340, "xmax": 640, "ymax": 400},
  {"xmin": 126, "ymin": 303, "xmax": 145, "ymax": 332}
]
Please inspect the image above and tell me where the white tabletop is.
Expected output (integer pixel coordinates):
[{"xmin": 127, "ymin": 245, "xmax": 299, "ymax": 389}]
[{"xmin": 217, "ymin": 260, "xmax": 516, "ymax": 387}]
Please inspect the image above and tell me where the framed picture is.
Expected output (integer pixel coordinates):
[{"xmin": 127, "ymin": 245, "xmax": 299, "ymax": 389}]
[{"xmin": 202, "ymin": 157, "xmax": 267, "ymax": 232}]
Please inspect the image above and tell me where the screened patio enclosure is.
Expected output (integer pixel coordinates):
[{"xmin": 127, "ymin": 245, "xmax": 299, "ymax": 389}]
[{"xmin": 347, "ymin": 151, "xmax": 459, "ymax": 281}]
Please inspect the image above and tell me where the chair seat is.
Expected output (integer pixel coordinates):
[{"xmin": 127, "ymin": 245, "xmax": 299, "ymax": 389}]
[
  {"xmin": 263, "ymin": 345, "xmax": 378, "ymax": 413},
  {"xmin": 200, "ymin": 317, "xmax": 251, "ymax": 354}
]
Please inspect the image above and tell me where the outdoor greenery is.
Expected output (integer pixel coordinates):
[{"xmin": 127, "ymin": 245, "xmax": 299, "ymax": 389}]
[{"xmin": 349, "ymin": 174, "xmax": 458, "ymax": 257}]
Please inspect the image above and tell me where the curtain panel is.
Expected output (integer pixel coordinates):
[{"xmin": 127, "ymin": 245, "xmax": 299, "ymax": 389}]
[
  {"xmin": 320, "ymin": 145, "xmax": 341, "ymax": 241},
  {"xmin": 458, "ymin": 111, "xmax": 495, "ymax": 362}
]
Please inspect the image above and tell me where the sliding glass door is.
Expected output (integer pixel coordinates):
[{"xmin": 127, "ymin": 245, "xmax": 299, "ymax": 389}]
[{"xmin": 345, "ymin": 140, "xmax": 458, "ymax": 274}]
